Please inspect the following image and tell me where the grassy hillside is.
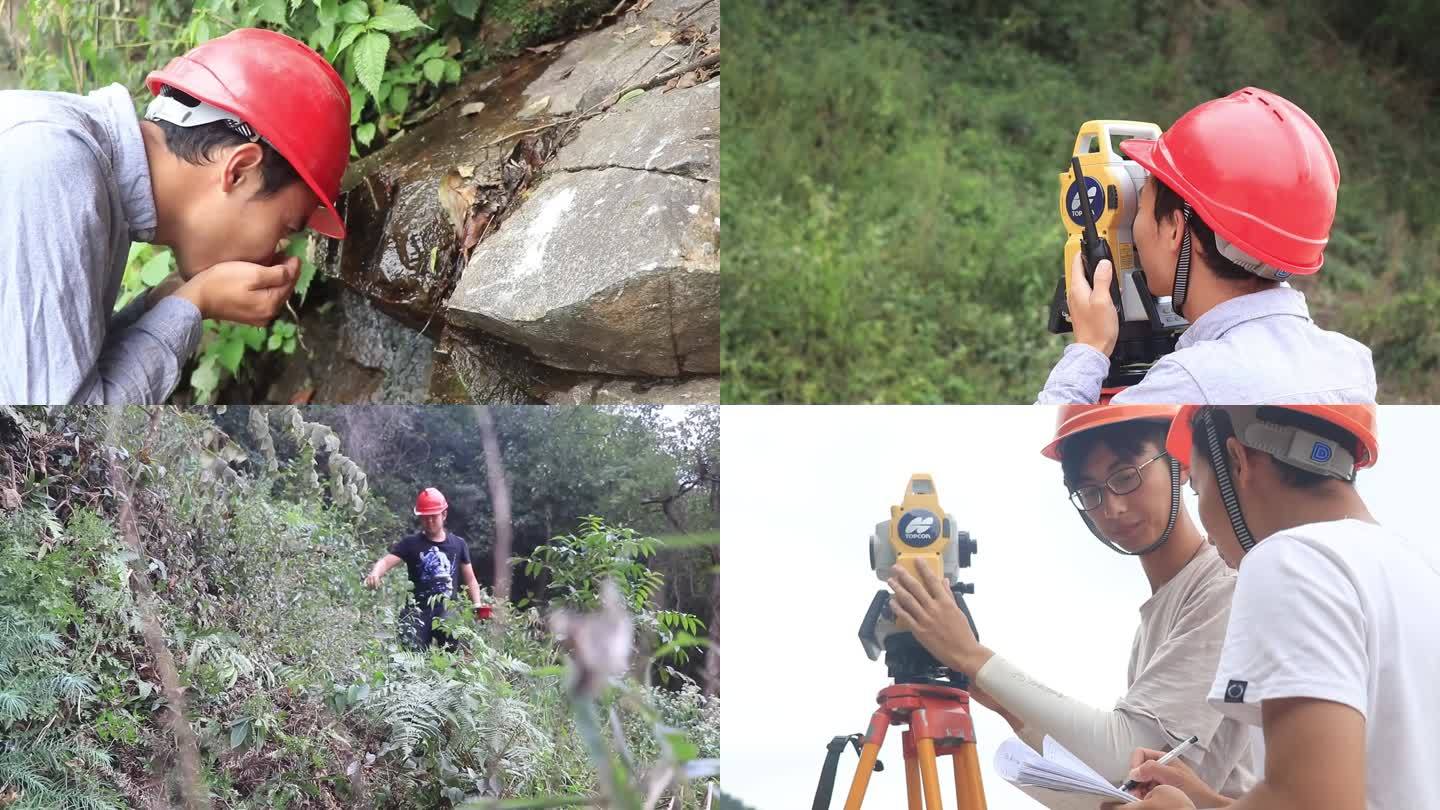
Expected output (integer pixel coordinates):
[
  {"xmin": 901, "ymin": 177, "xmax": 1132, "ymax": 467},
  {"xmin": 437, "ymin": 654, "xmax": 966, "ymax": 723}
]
[{"xmin": 722, "ymin": 0, "xmax": 1440, "ymax": 403}]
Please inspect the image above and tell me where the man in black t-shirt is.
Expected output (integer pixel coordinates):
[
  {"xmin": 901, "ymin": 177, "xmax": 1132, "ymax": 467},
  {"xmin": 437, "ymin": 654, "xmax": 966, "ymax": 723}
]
[{"xmin": 363, "ymin": 487, "xmax": 487, "ymax": 650}]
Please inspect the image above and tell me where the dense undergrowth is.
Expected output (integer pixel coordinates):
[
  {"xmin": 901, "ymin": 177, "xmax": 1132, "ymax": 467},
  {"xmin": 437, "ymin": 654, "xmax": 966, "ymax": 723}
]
[{"xmin": 0, "ymin": 406, "xmax": 717, "ymax": 809}]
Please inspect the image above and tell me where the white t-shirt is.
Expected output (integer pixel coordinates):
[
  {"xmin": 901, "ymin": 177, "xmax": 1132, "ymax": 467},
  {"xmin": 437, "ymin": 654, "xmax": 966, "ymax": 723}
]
[{"xmin": 1208, "ymin": 519, "xmax": 1440, "ymax": 809}]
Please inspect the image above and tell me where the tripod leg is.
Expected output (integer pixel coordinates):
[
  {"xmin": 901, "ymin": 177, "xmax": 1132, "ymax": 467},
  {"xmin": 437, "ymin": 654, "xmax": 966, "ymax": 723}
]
[
  {"xmin": 842, "ymin": 710, "xmax": 891, "ymax": 810},
  {"xmin": 841, "ymin": 742, "xmax": 883, "ymax": 810},
  {"xmin": 903, "ymin": 732, "xmax": 922, "ymax": 810},
  {"xmin": 953, "ymin": 742, "xmax": 988, "ymax": 810},
  {"xmin": 914, "ymin": 738, "xmax": 945, "ymax": 810}
]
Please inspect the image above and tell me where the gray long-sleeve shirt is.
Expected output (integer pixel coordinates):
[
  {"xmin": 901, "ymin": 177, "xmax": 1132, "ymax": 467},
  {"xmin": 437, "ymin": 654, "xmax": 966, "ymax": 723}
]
[
  {"xmin": 1036, "ymin": 286, "xmax": 1377, "ymax": 404},
  {"xmin": 0, "ymin": 83, "xmax": 201, "ymax": 403}
]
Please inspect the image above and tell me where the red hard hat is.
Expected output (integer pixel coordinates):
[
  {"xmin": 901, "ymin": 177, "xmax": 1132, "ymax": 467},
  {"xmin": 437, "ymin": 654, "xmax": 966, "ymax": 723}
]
[
  {"xmin": 1119, "ymin": 87, "xmax": 1339, "ymax": 275},
  {"xmin": 1167, "ymin": 405, "xmax": 1378, "ymax": 470},
  {"xmin": 146, "ymin": 28, "xmax": 351, "ymax": 239},
  {"xmin": 1041, "ymin": 404, "xmax": 1181, "ymax": 461},
  {"xmin": 414, "ymin": 487, "xmax": 448, "ymax": 515}
]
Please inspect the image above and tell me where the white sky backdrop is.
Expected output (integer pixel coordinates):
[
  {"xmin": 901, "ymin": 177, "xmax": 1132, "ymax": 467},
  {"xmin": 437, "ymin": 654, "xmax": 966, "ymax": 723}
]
[{"xmin": 720, "ymin": 405, "xmax": 1439, "ymax": 810}]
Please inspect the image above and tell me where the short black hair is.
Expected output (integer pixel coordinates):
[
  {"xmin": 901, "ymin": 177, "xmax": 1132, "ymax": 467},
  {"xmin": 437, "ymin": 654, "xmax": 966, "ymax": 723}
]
[
  {"xmin": 1060, "ymin": 420, "xmax": 1171, "ymax": 487},
  {"xmin": 1189, "ymin": 407, "xmax": 1361, "ymax": 489},
  {"xmin": 151, "ymin": 88, "xmax": 300, "ymax": 197},
  {"xmin": 1151, "ymin": 177, "xmax": 1256, "ymax": 283}
]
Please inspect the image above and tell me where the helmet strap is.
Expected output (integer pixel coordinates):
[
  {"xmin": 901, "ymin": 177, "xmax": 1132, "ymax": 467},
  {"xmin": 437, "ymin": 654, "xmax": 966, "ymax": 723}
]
[
  {"xmin": 145, "ymin": 86, "xmax": 263, "ymax": 144},
  {"xmin": 1171, "ymin": 203, "xmax": 1194, "ymax": 319},
  {"xmin": 1198, "ymin": 408, "xmax": 1258, "ymax": 553},
  {"xmin": 1076, "ymin": 455, "xmax": 1182, "ymax": 556}
]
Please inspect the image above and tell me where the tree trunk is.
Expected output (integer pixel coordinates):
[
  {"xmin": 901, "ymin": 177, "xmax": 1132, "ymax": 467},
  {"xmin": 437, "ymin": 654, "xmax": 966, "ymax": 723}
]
[
  {"xmin": 474, "ymin": 406, "xmax": 514, "ymax": 603},
  {"xmin": 703, "ymin": 548, "xmax": 719, "ymax": 697},
  {"xmin": 110, "ymin": 409, "xmax": 209, "ymax": 810}
]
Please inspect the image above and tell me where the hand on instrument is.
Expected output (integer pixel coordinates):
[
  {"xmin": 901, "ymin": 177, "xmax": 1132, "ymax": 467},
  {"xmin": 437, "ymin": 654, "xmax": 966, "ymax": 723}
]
[
  {"xmin": 1067, "ymin": 251, "xmax": 1119, "ymax": 356},
  {"xmin": 888, "ymin": 561, "xmax": 991, "ymax": 678}
]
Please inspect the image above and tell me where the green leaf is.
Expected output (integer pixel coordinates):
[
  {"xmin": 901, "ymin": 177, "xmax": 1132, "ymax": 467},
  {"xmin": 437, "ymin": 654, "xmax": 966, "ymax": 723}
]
[
  {"xmin": 191, "ymin": 362, "xmax": 220, "ymax": 395},
  {"xmin": 338, "ymin": 0, "xmax": 368, "ymax": 24},
  {"xmin": 334, "ymin": 22, "xmax": 366, "ymax": 56},
  {"xmin": 351, "ymin": 31, "xmax": 390, "ymax": 99},
  {"xmin": 444, "ymin": 59, "xmax": 460, "ymax": 84},
  {"xmin": 618, "ymin": 88, "xmax": 645, "ymax": 105},
  {"xmin": 422, "ymin": 58, "xmax": 445, "ymax": 84},
  {"xmin": 348, "ymin": 84, "xmax": 366, "ymax": 124},
  {"xmin": 283, "ymin": 337, "xmax": 297, "ymax": 354},
  {"xmin": 450, "ymin": 0, "xmax": 480, "ymax": 20},
  {"xmin": 193, "ymin": 18, "xmax": 212, "ymax": 44},
  {"xmin": 139, "ymin": 252, "xmax": 172, "ymax": 286},
  {"xmin": 296, "ymin": 258, "xmax": 317, "ymax": 302},
  {"xmin": 254, "ymin": 0, "xmax": 288, "ymax": 25},
  {"xmin": 366, "ymin": 4, "xmax": 426, "ymax": 33},
  {"xmin": 217, "ymin": 338, "xmax": 245, "ymax": 375},
  {"xmin": 316, "ymin": 0, "xmax": 340, "ymax": 25},
  {"xmin": 388, "ymin": 84, "xmax": 410, "ymax": 114},
  {"xmin": 356, "ymin": 121, "xmax": 376, "ymax": 146},
  {"xmin": 230, "ymin": 719, "xmax": 249, "ymax": 749},
  {"xmin": 416, "ymin": 41, "xmax": 447, "ymax": 63},
  {"xmin": 664, "ymin": 732, "xmax": 699, "ymax": 762},
  {"xmin": 267, "ymin": 333, "xmax": 283, "ymax": 351},
  {"xmin": 240, "ymin": 325, "xmax": 266, "ymax": 351},
  {"xmin": 311, "ymin": 22, "xmax": 336, "ymax": 50}
]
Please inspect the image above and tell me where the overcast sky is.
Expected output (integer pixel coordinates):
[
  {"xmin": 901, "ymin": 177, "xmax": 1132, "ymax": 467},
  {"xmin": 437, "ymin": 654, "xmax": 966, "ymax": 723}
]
[{"xmin": 720, "ymin": 405, "xmax": 1439, "ymax": 810}]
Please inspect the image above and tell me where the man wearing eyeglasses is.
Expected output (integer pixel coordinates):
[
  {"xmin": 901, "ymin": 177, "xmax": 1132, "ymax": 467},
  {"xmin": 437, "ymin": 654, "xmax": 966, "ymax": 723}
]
[{"xmin": 889, "ymin": 405, "xmax": 1256, "ymax": 808}]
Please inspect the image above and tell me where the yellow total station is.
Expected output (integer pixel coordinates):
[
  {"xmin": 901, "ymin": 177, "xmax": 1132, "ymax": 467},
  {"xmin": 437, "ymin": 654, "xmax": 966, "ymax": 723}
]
[
  {"xmin": 1057, "ymin": 120, "xmax": 1160, "ymax": 302},
  {"xmin": 888, "ymin": 474, "xmax": 951, "ymax": 583}
]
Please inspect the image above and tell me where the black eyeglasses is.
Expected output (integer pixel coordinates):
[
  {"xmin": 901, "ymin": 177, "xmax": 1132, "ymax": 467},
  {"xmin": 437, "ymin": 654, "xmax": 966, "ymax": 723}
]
[{"xmin": 1069, "ymin": 452, "xmax": 1169, "ymax": 512}]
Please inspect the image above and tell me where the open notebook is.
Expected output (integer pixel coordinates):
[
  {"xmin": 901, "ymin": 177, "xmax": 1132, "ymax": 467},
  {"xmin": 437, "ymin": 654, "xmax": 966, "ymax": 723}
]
[{"xmin": 994, "ymin": 736, "xmax": 1137, "ymax": 804}]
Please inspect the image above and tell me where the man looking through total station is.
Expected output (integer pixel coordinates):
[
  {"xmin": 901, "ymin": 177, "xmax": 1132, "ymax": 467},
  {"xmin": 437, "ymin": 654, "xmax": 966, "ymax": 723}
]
[
  {"xmin": 1037, "ymin": 88, "xmax": 1375, "ymax": 405},
  {"xmin": 888, "ymin": 405, "xmax": 1256, "ymax": 808}
]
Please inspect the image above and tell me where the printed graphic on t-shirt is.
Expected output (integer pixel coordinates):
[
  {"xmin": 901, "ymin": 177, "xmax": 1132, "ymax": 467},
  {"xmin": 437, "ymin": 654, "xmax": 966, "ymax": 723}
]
[{"xmin": 418, "ymin": 546, "xmax": 455, "ymax": 597}]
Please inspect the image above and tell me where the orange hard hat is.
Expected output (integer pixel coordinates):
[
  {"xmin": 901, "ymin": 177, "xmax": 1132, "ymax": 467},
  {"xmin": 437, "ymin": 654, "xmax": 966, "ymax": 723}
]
[
  {"xmin": 146, "ymin": 28, "xmax": 351, "ymax": 239},
  {"xmin": 1041, "ymin": 405, "xmax": 1182, "ymax": 461},
  {"xmin": 1167, "ymin": 405, "xmax": 1378, "ymax": 470},
  {"xmin": 414, "ymin": 487, "xmax": 449, "ymax": 515}
]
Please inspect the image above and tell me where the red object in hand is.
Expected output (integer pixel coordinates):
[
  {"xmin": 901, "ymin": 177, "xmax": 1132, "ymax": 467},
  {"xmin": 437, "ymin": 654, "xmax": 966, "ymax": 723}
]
[{"xmin": 475, "ymin": 605, "xmax": 493, "ymax": 620}]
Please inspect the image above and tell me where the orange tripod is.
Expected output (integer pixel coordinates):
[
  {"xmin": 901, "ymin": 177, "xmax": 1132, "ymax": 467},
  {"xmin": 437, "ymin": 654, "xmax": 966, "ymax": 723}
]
[{"xmin": 837, "ymin": 683, "xmax": 988, "ymax": 810}]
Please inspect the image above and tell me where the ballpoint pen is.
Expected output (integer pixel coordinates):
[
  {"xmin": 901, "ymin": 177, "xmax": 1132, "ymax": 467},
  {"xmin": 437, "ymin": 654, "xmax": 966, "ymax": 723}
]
[{"xmin": 1120, "ymin": 734, "xmax": 1201, "ymax": 793}]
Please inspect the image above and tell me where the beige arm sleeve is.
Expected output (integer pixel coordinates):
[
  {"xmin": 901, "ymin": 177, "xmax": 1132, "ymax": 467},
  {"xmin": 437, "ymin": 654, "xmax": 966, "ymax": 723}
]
[{"xmin": 975, "ymin": 654, "xmax": 1171, "ymax": 785}]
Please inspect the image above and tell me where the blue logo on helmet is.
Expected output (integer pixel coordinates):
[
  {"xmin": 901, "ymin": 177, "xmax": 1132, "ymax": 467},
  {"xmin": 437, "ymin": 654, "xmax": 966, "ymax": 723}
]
[{"xmin": 1310, "ymin": 442, "xmax": 1333, "ymax": 463}]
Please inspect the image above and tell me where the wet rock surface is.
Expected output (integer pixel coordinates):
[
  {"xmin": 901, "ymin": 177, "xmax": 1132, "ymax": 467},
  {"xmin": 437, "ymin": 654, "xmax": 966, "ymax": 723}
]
[
  {"xmin": 305, "ymin": 0, "xmax": 719, "ymax": 403},
  {"xmin": 315, "ymin": 55, "xmax": 561, "ymax": 328},
  {"xmin": 259, "ymin": 290, "xmax": 436, "ymax": 404}
]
